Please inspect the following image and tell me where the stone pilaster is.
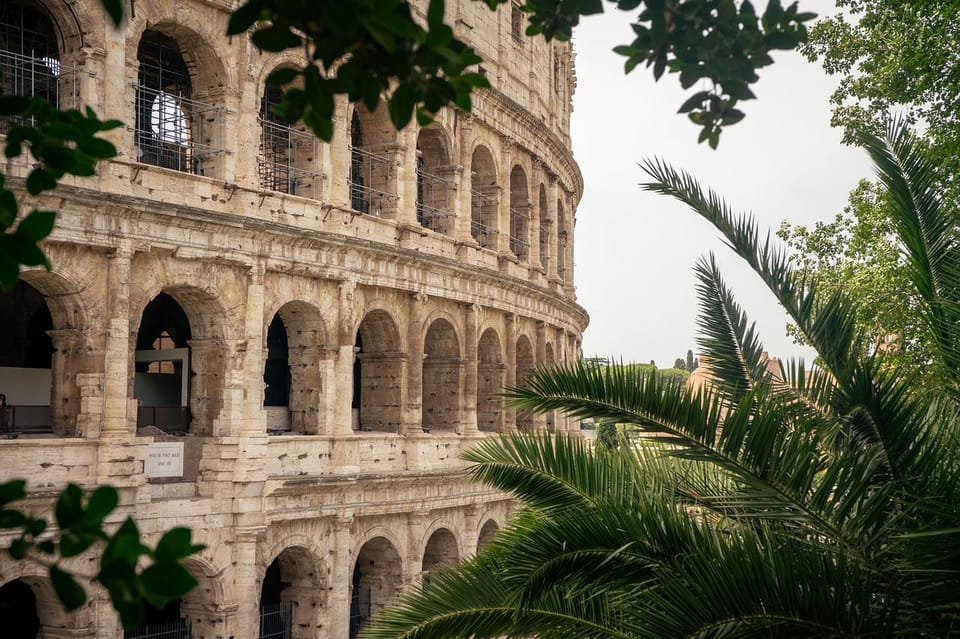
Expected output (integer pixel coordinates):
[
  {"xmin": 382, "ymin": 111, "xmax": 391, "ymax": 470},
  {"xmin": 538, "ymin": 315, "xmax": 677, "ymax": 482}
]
[{"xmin": 461, "ymin": 303, "xmax": 479, "ymax": 435}]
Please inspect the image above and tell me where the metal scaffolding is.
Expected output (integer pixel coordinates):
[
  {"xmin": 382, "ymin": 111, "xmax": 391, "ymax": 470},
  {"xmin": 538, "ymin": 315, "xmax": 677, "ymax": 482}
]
[
  {"xmin": 258, "ymin": 117, "xmax": 319, "ymax": 198},
  {"xmin": 416, "ymin": 167, "xmax": 454, "ymax": 232},
  {"xmin": 471, "ymin": 189, "xmax": 497, "ymax": 248},
  {"xmin": 509, "ymin": 208, "xmax": 529, "ymax": 259},
  {"xmin": 349, "ymin": 145, "xmax": 394, "ymax": 215}
]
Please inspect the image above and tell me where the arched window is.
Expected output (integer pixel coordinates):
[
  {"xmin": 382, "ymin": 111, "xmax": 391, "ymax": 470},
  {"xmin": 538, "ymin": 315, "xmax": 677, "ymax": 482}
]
[
  {"xmin": 351, "ymin": 537, "xmax": 402, "ymax": 638},
  {"xmin": 515, "ymin": 334, "xmax": 535, "ymax": 431},
  {"xmin": 422, "ymin": 318, "xmax": 461, "ymax": 433},
  {"xmin": 538, "ymin": 183, "xmax": 550, "ymax": 268},
  {"xmin": 0, "ymin": 1, "xmax": 74, "ymax": 130},
  {"xmin": 349, "ymin": 107, "xmax": 397, "ymax": 217},
  {"xmin": 422, "ymin": 528, "xmax": 459, "ymax": 579},
  {"xmin": 415, "ymin": 128, "xmax": 453, "ymax": 234},
  {"xmin": 557, "ymin": 200, "xmax": 566, "ymax": 279},
  {"xmin": 259, "ymin": 82, "xmax": 318, "ymax": 197},
  {"xmin": 0, "ymin": 281, "xmax": 54, "ymax": 435},
  {"xmin": 477, "ymin": 328, "xmax": 504, "ymax": 433},
  {"xmin": 135, "ymin": 292, "xmax": 192, "ymax": 434},
  {"xmin": 470, "ymin": 146, "xmax": 497, "ymax": 248},
  {"xmin": 136, "ymin": 30, "xmax": 222, "ymax": 174},
  {"xmin": 353, "ymin": 311, "xmax": 402, "ymax": 433},
  {"xmin": 509, "ymin": 166, "xmax": 529, "ymax": 261}
]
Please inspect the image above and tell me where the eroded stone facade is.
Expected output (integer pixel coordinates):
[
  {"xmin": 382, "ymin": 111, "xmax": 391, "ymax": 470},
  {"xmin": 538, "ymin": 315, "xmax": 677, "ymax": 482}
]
[{"xmin": 0, "ymin": 0, "xmax": 586, "ymax": 636}]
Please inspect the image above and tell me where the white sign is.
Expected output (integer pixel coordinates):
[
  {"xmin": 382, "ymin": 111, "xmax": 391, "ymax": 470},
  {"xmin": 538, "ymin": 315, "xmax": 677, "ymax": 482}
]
[{"xmin": 146, "ymin": 442, "xmax": 184, "ymax": 478}]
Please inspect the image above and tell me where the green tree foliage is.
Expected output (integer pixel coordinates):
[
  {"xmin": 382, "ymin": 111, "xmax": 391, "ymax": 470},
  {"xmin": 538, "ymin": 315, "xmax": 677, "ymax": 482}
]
[
  {"xmin": 359, "ymin": 122, "xmax": 960, "ymax": 638},
  {"xmin": 673, "ymin": 357, "xmax": 686, "ymax": 370},
  {"xmin": 0, "ymin": 480, "xmax": 203, "ymax": 628},
  {"xmin": 686, "ymin": 349, "xmax": 696, "ymax": 371},
  {"xmin": 777, "ymin": 180, "xmax": 935, "ymax": 385},
  {"xmin": 595, "ymin": 421, "xmax": 619, "ymax": 451}
]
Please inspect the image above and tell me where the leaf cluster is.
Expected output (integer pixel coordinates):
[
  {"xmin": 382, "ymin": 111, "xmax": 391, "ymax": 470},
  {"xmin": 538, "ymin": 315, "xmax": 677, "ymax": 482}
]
[
  {"xmin": 0, "ymin": 480, "xmax": 204, "ymax": 629},
  {"xmin": 615, "ymin": 0, "xmax": 815, "ymax": 148},
  {"xmin": 360, "ymin": 122, "xmax": 960, "ymax": 637},
  {"xmin": 0, "ymin": 95, "xmax": 120, "ymax": 287}
]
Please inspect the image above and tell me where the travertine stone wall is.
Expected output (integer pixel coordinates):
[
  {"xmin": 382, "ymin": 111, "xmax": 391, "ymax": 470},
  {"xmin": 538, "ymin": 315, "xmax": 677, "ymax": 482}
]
[{"xmin": 0, "ymin": 0, "xmax": 586, "ymax": 636}]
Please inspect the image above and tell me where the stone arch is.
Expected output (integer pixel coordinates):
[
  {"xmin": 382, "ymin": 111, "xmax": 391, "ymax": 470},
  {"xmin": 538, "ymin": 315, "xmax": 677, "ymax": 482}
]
[
  {"xmin": 354, "ymin": 309, "xmax": 403, "ymax": 432},
  {"xmin": 133, "ymin": 285, "xmax": 227, "ymax": 436},
  {"xmin": 477, "ymin": 519, "xmax": 500, "ymax": 551},
  {"xmin": 470, "ymin": 144, "xmax": 498, "ymax": 248},
  {"xmin": 0, "ymin": 1, "xmax": 85, "ymax": 112},
  {"xmin": 538, "ymin": 182, "xmax": 550, "ymax": 268},
  {"xmin": 131, "ymin": 18, "xmax": 229, "ymax": 176},
  {"xmin": 259, "ymin": 545, "xmax": 326, "ymax": 639},
  {"xmin": 349, "ymin": 104, "xmax": 397, "ymax": 217},
  {"xmin": 515, "ymin": 333, "xmax": 535, "ymax": 431},
  {"xmin": 477, "ymin": 327, "xmax": 504, "ymax": 433},
  {"xmin": 264, "ymin": 301, "xmax": 327, "ymax": 435},
  {"xmin": 258, "ymin": 61, "xmax": 318, "ymax": 198},
  {"xmin": 0, "ymin": 270, "xmax": 89, "ymax": 436},
  {"xmin": 509, "ymin": 165, "xmax": 530, "ymax": 261},
  {"xmin": 350, "ymin": 536, "xmax": 403, "ymax": 638},
  {"xmin": 422, "ymin": 527, "xmax": 459, "ymax": 576},
  {"xmin": 422, "ymin": 317, "xmax": 461, "ymax": 433},
  {"xmin": 0, "ymin": 570, "xmax": 93, "ymax": 637},
  {"xmin": 415, "ymin": 126, "xmax": 454, "ymax": 234}
]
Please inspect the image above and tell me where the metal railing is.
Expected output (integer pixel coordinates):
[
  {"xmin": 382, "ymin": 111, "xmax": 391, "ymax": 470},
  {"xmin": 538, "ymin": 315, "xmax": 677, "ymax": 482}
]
[
  {"xmin": 471, "ymin": 220, "xmax": 495, "ymax": 249},
  {"xmin": 259, "ymin": 602, "xmax": 292, "ymax": 639},
  {"xmin": 509, "ymin": 208, "xmax": 529, "ymax": 259},
  {"xmin": 416, "ymin": 168, "xmax": 453, "ymax": 232},
  {"xmin": 135, "ymin": 84, "xmax": 223, "ymax": 175},
  {"xmin": 0, "ymin": 406, "xmax": 52, "ymax": 436},
  {"xmin": 349, "ymin": 146, "xmax": 394, "ymax": 214},
  {"xmin": 125, "ymin": 617, "xmax": 190, "ymax": 639},
  {"xmin": 258, "ymin": 118, "xmax": 319, "ymax": 198},
  {"xmin": 0, "ymin": 49, "xmax": 80, "ymax": 135}
]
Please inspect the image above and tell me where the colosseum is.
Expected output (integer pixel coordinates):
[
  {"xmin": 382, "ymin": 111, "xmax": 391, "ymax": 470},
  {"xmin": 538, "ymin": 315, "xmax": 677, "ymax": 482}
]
[{"xmin": 0, "ymin": 0, "xmax": 586, "ymax": 636}]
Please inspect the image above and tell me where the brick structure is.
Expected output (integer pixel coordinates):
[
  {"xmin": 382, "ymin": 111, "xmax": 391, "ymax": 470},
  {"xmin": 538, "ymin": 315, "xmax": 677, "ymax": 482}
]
[{"xmin": 0, "ymin": 0, "xmax": 586, "ymax": 636}]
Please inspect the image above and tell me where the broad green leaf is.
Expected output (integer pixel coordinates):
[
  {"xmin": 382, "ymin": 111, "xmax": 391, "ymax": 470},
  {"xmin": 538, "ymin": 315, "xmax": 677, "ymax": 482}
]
[{"xmin": 50, "ymin": 567, "xmax": 87, "ymax": 611}]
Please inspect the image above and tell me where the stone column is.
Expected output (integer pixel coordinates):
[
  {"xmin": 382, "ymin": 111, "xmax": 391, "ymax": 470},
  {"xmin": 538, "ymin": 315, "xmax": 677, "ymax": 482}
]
[
  {"xmin": 329, "ymin": 97, "xmax": 352, "ymax": 208},
  {"xmin": 47, "ymin": 329, "xmax": 85, "ymax": 437},
  {"xmin": 101, "ymin": 242, "xmax": 133, "ymax": 436},
  {"xmin": 334, "ymin": 280, "xmax": 359, "ymax": 436},
  {"xmin": 438, "ymin": 164, "xmax": 463, "ymax": 236},
  {"xmin": 455, "ymin": 115, "xmax": 474, "ymax": 243},
  {"xmin": 381, "ymin": 141, "xmax": 407, "ymax": 221},
  {"xmin": 529, "ymin": 159, "xmax": 545, "ymax": 272},
  {"xmin": 242, "ymin": 261, "xmax": 267, "ymax": 435},
  {"xmin": 504, "ymin": 313, "xmax": 517, "ymax": 432},
  {"xmin": 226, "ymin": 526, "xmax": 264, "ymax": 639},
  {"xmin": 404, "ymin": 292, "xmax": 426, "ymax": 434},
  {"xmin": 187, "ymin": 338, "xmax": 225, "ymax": 436},
  {"xmin": 497, "ymin": 137, "xmax": 514, "ymax": 255},
  {"xmin": 328, "ymin": 515, "xmax": 355, "ymax": 639},
  {"xmin": 461, "ymin": 304, "xmax": 479, "ymax": 435}
]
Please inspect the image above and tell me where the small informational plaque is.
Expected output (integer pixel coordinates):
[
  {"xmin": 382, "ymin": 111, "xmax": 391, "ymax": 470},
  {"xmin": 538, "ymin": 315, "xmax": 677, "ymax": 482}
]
[{"xmin": 146, "ymin": 442, "xmax": 184, "ymax": 478}]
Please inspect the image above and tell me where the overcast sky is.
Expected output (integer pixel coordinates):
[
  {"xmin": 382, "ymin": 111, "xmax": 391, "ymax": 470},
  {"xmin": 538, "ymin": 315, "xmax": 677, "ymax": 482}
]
[{"xmin": 570, "ymin": 0, "xmax": 873, "ymax": 367}]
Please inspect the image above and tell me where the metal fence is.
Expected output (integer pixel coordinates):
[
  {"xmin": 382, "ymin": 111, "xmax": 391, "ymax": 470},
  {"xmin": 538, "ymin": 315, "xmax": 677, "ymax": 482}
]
[
  {"xmin": 135, "ymin": 84, "xmax": 222, "ymax": 175},
  {"xmin": 259, "ymin": 602, "xmax": 293, "ymax": 639},
  {"xmin": 509, "ymin": 208, "xmax": 529, "ymax": 259},
  {"xmin": 0, "ymin": 49, "xmax": 80, "ymax": 136},
  {"xmin": 125, "ymin": 617, "xmax": 190, "ymax": 639},
  {"xmin": 258, "ymin": 118, "xmax": 319, "ymax": 198},
  {"xmin": 471, "ymin": 220, "xmax": 495, "ymax": 249},
  {"xmin": 470, "ymin": 190, "xmax": 497, "ymax": 247},
  {"xmin": 0, "ymin": 405, "xmax": 51, "ymax": 436},
  {"xmin": 416, "ymin": 168, "xmax": 453, "ymax": 232},
  {"xmin": 349, "ymin": 146, "xmax": 394, "ymax": 215}
]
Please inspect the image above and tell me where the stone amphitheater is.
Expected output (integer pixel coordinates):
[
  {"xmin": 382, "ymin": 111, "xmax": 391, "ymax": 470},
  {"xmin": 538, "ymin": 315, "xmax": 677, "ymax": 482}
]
[{"xmin": 0, "ymin": 0, "xmax": 586, "ymax": 636}]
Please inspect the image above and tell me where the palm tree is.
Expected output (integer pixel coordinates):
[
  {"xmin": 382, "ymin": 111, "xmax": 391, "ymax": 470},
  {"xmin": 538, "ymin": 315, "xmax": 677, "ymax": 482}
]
[{"xmin": 360, "ymin": 122, "xmax": 960, "ymax": 638}]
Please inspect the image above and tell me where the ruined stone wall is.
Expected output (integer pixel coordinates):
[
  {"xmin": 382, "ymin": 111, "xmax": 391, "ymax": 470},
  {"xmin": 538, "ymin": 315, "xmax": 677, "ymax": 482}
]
[{"xmin": 0, "ymin": 0, "xmax": 586, "ymax": 636}]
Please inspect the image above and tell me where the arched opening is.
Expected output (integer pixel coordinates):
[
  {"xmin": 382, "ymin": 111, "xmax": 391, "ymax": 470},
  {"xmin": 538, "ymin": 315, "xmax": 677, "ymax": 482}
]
[
  {"xmin": 422, "ymin": 318, "xmax": 461, "ymax": 433},
  {"xmin": 265, "ymin": 301, "xmax": 326, "ymax": 435},
  {"xmin": 415, "ymin": 127, "xmax": 453, "ymax": 234},
  {"xmin": 515, "ymin": 335, "xmax": 535, "ymax": 431},
  {"xmin": 478, "ymin": 520, "xmax": 499, "ymax": 551},
  {"xmin": 538, "ymin": 183, "xmax": 550, "ymax": 268},
  {"xmin": 136, "ymin": 29, "xmax": 222, "ymax": 175},
  {"xmin": 259, "ymin": 547, "xmax": 324, "ymax": 639},
  {"xmin": 125, "ymin": 600, "xmax": 187, "ymax": 639},
  {"xmin": 557, "ymin": 200, "xmax": 567, "ymax": 280},
  {"xmin": 509, "ymin": 165, "xmax": 529, "ymax": 261},
  {"xmin": 135, "ymin": 292, "xmax": 192, "ymax": 433},
  {"xmin": 545, "ymin": 343, "xmax": 556, "ymax": 433},
  {"xmin": 470, "ymin": 146, "xmax": 497, "ymax": 248},
  {"xmin": 259, "ymin": 81, "xmax": 318, "ymax": 197},
  {"xmin": 354, "ymin": 310, "xmax": 402, "ymax": 433},
  {"xmin": 422, "ymin": 528, "xmax": 459, "ymax": 582},
  {"xmin": 349, "ymin": 107, "xmax": 396, "ymax": 217},
  {"xmin": 350, "ymin": 537, "xmax": 402, "ymax": 638},
  {"xmin": 477, "ymin": 328, "xmax": 503, "ymax": 433},
  {"xmin": 0, "ymin": 1, "xmax": 76, "ymax": 126},
  {"xmin": 0, "ymin": 281, "xmax": 54, "ymax": 435},
  {"xmin": 0, "ymin": 579, "xmax": 39, "ymax": 638}
]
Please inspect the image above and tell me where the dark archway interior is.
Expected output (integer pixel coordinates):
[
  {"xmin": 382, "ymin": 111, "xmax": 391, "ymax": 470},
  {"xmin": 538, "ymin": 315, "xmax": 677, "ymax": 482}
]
[
  {"xmin": 137, "ymin": 292, "xmax": 191, "ymax": 352},
  {"xmin": 0, "ymin": 2, "xmax": 61, "ymax": 113},
  {"xmin": 136, "ymin": 29, "xmax": 192, "ymax": 171},
  {"xmin": 264, "ymin": 314, "xmax": 290, "ymax": 407},
  {"xmin": 0, "ymin": 579, "xmax": 39, "ymax": 639},
  {"xmin": 0, "ymin": 281, "xmax": 53, "ymax": 369}
]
